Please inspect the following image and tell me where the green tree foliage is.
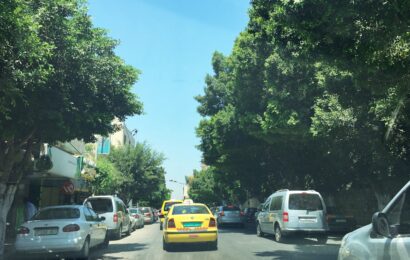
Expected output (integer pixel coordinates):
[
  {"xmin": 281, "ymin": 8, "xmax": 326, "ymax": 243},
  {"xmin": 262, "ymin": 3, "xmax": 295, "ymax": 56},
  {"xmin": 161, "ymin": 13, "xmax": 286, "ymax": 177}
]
[
  {"xmin": 196, "ymin": 0, "xmax": 410, "ymax": 208},
  {"xmin": 108, "ymin": 143, "xmax": 171, "ymax": 208},
  {"xmin": 0, "ymin": 0, "xmax": 142, "ymax": 254},
  {"xmin": 89, "ymin": 157, "xmax": 127, "ymax": 195}
]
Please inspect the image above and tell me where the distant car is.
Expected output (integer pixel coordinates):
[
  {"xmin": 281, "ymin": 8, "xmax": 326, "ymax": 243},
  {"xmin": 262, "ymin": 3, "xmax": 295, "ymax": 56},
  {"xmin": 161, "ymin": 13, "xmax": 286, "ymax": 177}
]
[
  {"xmin": 15, "ymin": 205, "xmax": 108, "ymax": 259},
  {"xmin": 326, "ymin": 206, "xmax": 356, "ymax": 233},
  {"xmin": 138, "ymin": 207, "xmax": 155, "ymax": 224},
  {"xmin": 162, "ymin": 203, "xmax": 218, "ymax": 251},
  {"xmin": 160, "ymin": 199, "xmax": 183, "ymax": 230},
  {"xmin": 129, "ymin": 208, "xmax": 145, "ymax": 229},
  {"xmin": 256, "ymin": 189, "xmax": 328, "ymax": 243},
  {"xmin": 338, "ymin": 181, "xmax": 410, "ymax": 260},
  {"xmin": 153, "ymin": 209, "xmax": 159, "ymax": 222},
  {"xmin": 215, "ymin": 205, "xmax": 245, "ymax": 227},
  {"xmin": 244, "ymin": 207, "xmax": 258, "ymax": 223},
  {"xmin": 84, "ymin": 195, "xmax": 132, "ymax": 239}
]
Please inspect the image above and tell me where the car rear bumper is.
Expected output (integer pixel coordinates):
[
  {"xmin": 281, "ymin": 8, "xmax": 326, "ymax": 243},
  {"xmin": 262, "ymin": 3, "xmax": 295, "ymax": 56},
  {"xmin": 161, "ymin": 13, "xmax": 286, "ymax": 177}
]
[
  {"xmin": 282, "ymin": 228, "xmax": 328, "ymax": 236},
  {"xmin": 218, "ymin": 217, "xmax": 244, "ymax": 224},
  {"xmin": 15, "ymin": 236, "xmax": 84, "ymax": 254},
  {"xmin": 164, "ymin": 231, "xmax": 217, "ymax": 243}
]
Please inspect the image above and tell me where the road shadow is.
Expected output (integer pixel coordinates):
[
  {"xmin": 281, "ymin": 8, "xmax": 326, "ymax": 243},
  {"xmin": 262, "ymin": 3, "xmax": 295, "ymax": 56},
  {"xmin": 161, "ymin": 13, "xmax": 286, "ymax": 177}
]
[
  {"xmin": 253, "ymin": 238, "xmax": 341, "ymax": 260},
  {"xmin": 90, "ymin": 242, "xmax": 147, "ymax": 259},
  {"xmin": 217, "ymin": 223, "xmax": 257, "ymax": 235},
  {"xmin": 164, "ymin": 243, "xmax": 217, "ymax": 253}
]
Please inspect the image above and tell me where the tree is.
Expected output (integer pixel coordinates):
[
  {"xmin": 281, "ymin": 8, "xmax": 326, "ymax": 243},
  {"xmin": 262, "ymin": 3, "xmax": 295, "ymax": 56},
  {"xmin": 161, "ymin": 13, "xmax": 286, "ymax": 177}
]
[
  {"xmin": 0, "ymin": 0, "xmax": 142, "ymax": 255},
  {"xmin": 108, "ymin": 143, "xmax": 170, "ymax": 208}
]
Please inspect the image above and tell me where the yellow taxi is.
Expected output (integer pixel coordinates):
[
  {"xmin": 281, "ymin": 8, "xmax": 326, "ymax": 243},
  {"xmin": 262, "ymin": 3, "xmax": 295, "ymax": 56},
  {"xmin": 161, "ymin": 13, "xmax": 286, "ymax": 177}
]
[
  {"xmin": 159, "ymin": 199, "xmax": 183, "ymax": 230},
  {"xmin": 162, "ymin": 202, "xmax": 218, "ymax": 251}
]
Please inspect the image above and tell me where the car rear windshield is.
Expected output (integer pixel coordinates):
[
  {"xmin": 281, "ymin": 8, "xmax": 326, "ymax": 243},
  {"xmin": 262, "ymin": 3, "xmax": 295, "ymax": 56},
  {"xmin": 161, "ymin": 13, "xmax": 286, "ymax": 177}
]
[
  {"xmin": 164, "ymin": 202, "xmax": 181, "ymax": 211},
  {"xmin": 172, "ymin": 205, "xmax": 209, "ymax": 215},
  {"xmin": 85, "ymin": 198, "xmax": 113, "ymax": 214},
  {"xmin": 129, "ymin": 209, "xmax": 139, "ymax": 214},
  {"xmin": 223, "ymin": 206, "xmax": 240, "ymax": 211},
  {"xmin": 33, "ymin": 208, "xmax": 80, "ymax": 220},
  {"xmin": 139, "ymin": 207, "xmax": 151, "ymax": 213},
  {"xmin": 288, "ymin": 194, "xmax": 323, "ymax": 210}
]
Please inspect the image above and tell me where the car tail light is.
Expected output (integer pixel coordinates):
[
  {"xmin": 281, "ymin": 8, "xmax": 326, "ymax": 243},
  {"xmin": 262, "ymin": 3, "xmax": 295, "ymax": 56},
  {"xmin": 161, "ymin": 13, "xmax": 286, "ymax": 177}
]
[
  {"xmin": 283, "ymin": 212, "xmax": 289, "ymax": 222},
  {"xmin": 219, "ymin": 211, "xmax": 225, "ymax": 217},
  {"xmin": 145, "ymin": 213, "xmax": 151, "ymax": 217},
  {"xmin": 17, "ymin": 226, "xmax": 30, "ymax": 235},
  {"xmin": 113, "ymin": 213, "xmax": 118, "ymax": 223},
  {"xmin": 209, "ymin": 218, "xmax": 216, "ymax": 227},
  {"xmin": 167, "ymin": 218, "xmax": 176, "ymax": 228},
  {"xmin": 63, "ymin": 224, "xmax": 80, "ymax": 232}
]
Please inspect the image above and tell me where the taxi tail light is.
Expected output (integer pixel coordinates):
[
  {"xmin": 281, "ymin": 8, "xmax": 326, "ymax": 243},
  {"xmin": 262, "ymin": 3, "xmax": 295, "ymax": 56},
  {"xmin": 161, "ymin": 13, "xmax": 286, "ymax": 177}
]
[
  {"xmin": 17, "ymin": 226, "xmax": 30, "ymax": 235},
  {"xmin": 63, "ymin": 224, "xmax": 80, "ymax": 232},
  {"xmin": 219, "ymin": 211, "xmax": 225, "ymax": 217},
  {"xmin": 167, "ymin": 218, "xmax": 176, "ymax": 228},
  {"xmin": 283, "ymin": 212, "xmax": 289, "ymax": 222},
  {"xmin": 113, "ymin": 213, "xmax": 118, "ymax": 223},
  {"xmin": 209, "ymin": 218, "xmax": 216, "ymax": 227}
]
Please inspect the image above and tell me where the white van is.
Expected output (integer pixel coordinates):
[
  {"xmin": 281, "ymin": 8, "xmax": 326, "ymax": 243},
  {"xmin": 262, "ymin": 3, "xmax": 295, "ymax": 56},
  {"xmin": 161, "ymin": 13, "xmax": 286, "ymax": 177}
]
[
  {"xmin": 84, "ymin": 195, "xmax": 132, "ymax": 240},
  {"xmin": 257, "ymin": 189, "xmax": 328, "ymax": 243},
  {"xmin": 338, "ymin": 181, "xmax": 410, "ymax": 260}
]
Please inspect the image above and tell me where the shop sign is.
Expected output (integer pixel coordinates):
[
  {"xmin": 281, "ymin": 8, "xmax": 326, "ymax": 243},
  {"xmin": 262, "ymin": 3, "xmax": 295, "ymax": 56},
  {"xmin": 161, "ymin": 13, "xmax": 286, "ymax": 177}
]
[{"xmin": 61, "ymin": 181, "xmax": 75, "ymax": 195}]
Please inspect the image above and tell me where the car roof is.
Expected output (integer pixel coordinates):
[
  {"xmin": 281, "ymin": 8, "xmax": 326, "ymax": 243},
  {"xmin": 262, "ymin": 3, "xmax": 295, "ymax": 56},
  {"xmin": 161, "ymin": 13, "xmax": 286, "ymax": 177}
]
[{"xmin": 172, "ymin": 203, "xmax": 208, "ymax": 207}]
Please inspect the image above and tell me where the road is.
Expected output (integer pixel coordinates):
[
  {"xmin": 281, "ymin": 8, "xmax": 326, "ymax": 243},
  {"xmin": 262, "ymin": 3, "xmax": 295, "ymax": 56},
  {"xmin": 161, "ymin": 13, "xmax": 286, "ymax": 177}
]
[{"xmin": 90, "ymin": 222, "xmax": 342, "ymax": 260}]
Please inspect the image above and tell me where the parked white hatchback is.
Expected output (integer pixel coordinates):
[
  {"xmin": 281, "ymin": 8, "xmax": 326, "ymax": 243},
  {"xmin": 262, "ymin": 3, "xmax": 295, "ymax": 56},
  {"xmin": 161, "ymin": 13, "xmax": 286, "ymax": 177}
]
[
  {"xmin": 338, "ymin": 181, "xmax": 410, "ymax": 260},
  {"xmin": 15, "ymin": 205, "xmax": 108, "ymax": 259}
]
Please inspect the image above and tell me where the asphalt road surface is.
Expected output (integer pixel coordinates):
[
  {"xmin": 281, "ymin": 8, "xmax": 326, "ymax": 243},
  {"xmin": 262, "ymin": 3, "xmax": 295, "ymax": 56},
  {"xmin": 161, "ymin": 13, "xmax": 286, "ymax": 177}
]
[{"xmin": 89, "ymin": 222, "xmax": 342, "ymax": 260}]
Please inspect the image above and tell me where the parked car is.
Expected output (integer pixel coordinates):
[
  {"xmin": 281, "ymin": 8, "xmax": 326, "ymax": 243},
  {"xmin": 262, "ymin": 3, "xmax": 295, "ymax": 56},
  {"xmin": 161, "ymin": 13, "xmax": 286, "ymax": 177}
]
[
  {"xmin": 129, "ymin": 208, "xmax": 145, "ymax": 229},
  {"xmin": 256, "ymin": 189, "xmax": 328, "ymax": 243},
  {"xmin": 84, "ymin": 195, "xmax": 132, "ymax": 239},
  {"xmin": 326, "ymin": 206, "xmax": 356, "ymax": 233},
  {"xmin": 160, "ymin": 199, "xmax": 183, "ymax": 230},
  {"xmin": 153, "ymin": 209, "xmax": 159, "ymax": 222},
  {"xmin": 138, "ymin": 207, "xmax": 155, "ymax": 224},
  {"xmin": 15, "ymin": 205, "xmax": 108, "ymax": 259},
  {"xmin": 244, "ymin": 207, "xmax": 258, "ymax": 223},
  {"xmin": 338, "ymin": 181, "xmax": 410, "ymax": 260},
  {"xmin": 215, "ymin": 205, "xmax": 245, "ymax": 227}
]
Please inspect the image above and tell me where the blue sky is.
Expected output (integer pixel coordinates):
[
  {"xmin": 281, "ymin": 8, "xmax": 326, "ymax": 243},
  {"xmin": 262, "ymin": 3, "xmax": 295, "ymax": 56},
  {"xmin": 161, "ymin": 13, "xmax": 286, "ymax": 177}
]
[{"xmin": 87, "ymin": 0, "xmax": 250, "ymax": 200}]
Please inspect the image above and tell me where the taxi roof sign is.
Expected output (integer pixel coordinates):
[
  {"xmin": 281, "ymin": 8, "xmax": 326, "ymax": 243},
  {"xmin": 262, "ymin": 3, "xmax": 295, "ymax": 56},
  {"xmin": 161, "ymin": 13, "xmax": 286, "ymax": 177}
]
[{"xmin": 183, "ymin": 199, "xmax": 194, "ymax": 205}]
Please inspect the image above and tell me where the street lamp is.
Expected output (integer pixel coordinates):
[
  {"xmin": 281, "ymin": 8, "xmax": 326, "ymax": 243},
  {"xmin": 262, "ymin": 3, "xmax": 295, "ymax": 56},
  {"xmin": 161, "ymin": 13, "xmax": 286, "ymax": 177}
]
[{"xmin": 169, "ymin": 179, "xmax": 185, "ymax": 199}]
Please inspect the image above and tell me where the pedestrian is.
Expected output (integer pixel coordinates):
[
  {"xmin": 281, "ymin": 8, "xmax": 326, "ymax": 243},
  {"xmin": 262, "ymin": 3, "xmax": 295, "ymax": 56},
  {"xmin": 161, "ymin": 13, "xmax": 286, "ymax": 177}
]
[{"xmin": 24, "ymin": 197, "xmax": 37, "ymax": 221}]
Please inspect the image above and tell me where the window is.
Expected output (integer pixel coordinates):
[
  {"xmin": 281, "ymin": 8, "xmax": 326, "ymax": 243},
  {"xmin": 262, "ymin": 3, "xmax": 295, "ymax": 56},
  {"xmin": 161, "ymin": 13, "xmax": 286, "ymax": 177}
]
[
  {"xmin": 288, "ymin": 194, "xmax": 323, "ymax": 210},
  {"xmin": 270, "ymin": 196, "xmax": 283, "ymax": 211},
  {"xmin": 83, "ymin": 208, "xmax": 94, "ymax": 222},
  {"xmin": 33, "ymin": 208, "xmax": 80, "ymax": 220},
  {"xmin": 263, "ymin": 198, "xmax": 271, "ymax": 211},
  {"xmin": 387, "ymin": 188, "xmax": 410, "ymax": 235},
  {"xmin": 86, "ymin": 198, "xmax": 113, "ymax": 213},
  {"xmin": 172, "ymin": 205, "xmax": 210, "ymax": 215},
  {"xmin": 88, "ymin": 208, "xmax": 99, "ymax": 221}
]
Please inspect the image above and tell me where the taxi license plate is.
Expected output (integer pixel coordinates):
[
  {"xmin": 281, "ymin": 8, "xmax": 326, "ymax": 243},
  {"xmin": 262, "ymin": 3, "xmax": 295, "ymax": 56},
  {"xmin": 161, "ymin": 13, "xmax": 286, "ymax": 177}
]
[
  {"xmin": 189, "ymin": 234, "xmax": 199, "ymax": 238},
  {"xmin": 34, "ymin": 227, "xmax": 58, "ymax": 236}
]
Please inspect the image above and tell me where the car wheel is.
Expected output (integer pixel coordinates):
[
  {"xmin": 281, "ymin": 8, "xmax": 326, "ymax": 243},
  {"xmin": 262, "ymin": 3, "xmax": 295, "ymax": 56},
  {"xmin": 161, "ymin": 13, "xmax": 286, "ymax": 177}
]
[
  {"xmin": 163, "ymin": 238, "xmax": 169, "ymax": 251},
  {"xmin": 126, "ymin": 224, "xmax": 132, "ymax": 236},
  {"xmin": 78, "ymin": 237, "xmax": 90, "ymax": 260},
  {"xmin": 209, "ymin": 240, "xmax": 218, "ymax": 250},
  {"xmin": 256, "ymin": 222, "xmax": 264, "ymax": 237},
  {"xmin": 101, "ymin": 233, "xmax": 109, "ymax": 249},
  {"xmin": 317, "ymin": 234, "xmax": 328, "ymax": 244},
  {"xmin": 274, "ymin": 225, "xmax": 284, "ymax": 243},
  {"xmin": 114, "ymin": 225, "xmax": 122, "ymax": 240}
]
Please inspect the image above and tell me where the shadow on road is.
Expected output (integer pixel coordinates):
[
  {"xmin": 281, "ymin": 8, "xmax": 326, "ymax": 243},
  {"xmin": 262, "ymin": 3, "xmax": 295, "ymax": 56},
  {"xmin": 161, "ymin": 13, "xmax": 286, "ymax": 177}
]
[
  {"xmin": 90, "ymin": 242, "xmax": 147, "ymax": 258},
  {"xmin": 217, "ymin": 223, "xmax": 257, "ymax": 236},
  {"xmin": 164, "ymin": 244, "xmax": 217, "ymax": 253}
]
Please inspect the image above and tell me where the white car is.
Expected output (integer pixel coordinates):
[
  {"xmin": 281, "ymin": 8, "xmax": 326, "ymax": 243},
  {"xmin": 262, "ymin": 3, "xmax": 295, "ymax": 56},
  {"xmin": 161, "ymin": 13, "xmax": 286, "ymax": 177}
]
[
  {"xmin": 15, "ymin": 205, "xmax": 108, "ymax": 259},
  {"xmin": 338, "ymin": 181, "xmax": 410, "ymax": 260},
  {"xmin": 129, "ymin": 208, "xmax": 145, "ymax": 229}
]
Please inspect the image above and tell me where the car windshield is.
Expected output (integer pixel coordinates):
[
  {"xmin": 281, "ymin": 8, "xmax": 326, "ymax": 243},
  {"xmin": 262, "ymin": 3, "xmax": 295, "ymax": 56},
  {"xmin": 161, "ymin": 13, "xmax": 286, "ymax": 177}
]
[
  {"xmin": 172, "ymin": 205, "xmax": 209, "ymax": 215},
  {"xmin": 86, "ymin": 198, "xmax": 113, "ymax": 214},
  {"xmin": 289, "ymin": 194, "xmax": 323, "ymax": 211},
  {"xmin": 32, "ymin": 208, "xmax": 80, "ymax": 220},
  {"xmin": 164, "ymin": 202, "xmax": 181, "ymax": 212}
]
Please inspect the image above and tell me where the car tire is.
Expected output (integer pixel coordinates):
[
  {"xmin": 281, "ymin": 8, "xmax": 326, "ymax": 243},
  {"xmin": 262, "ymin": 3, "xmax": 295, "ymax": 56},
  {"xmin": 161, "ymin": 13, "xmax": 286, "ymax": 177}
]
[
  {"xmin": 101, "ymin": 233, "xmax": 109, "ymax": 249},
  {"xmin": 114, "ymin": 225, "xmax": 122, "ymax": 240},
  {"xmin": 209, "ymin": 240, "xmax": 218, "ymax": 250},
  {"xmin": 256, "ymin": 222, "xmax": 264, "ymax": 237},
  {"xmin": 274, "ymin": 225, "xmax": 284, "ymax": 243},
  {"xmin": 126, "ymin": 224, "xmax": 132, "ymax": 236},
  {"xmin": 317, "ymin": 234, "xmax": 328, "ymax": 244},
  {"xmin": 78, "ymin": 237, "xmax": 90, "ymax": 260},
  {"xmin": 163, "ymin": 238, "xmax": 169, "ymax": 251}
]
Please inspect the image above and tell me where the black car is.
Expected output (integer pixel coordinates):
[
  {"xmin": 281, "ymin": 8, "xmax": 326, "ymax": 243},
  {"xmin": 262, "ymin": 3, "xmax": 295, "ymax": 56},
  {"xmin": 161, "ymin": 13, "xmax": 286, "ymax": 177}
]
[{"xmin": 244, "ymin": 207, "xmax": 258, "ymax": 223}]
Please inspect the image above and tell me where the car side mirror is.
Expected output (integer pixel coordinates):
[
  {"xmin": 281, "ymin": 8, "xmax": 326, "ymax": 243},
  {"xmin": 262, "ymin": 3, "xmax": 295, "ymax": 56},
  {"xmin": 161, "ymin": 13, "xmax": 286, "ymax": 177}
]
[{"xmin": 372, "ymin": 212, "xmax": 391, "ymax": 238}]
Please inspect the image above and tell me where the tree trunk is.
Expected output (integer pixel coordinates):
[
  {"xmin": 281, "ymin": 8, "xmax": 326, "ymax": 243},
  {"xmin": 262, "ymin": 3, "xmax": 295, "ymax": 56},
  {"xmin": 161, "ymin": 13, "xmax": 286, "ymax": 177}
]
[{"xmin": 0, "ymin": 183, "xmax": 18, "ymax": 259}]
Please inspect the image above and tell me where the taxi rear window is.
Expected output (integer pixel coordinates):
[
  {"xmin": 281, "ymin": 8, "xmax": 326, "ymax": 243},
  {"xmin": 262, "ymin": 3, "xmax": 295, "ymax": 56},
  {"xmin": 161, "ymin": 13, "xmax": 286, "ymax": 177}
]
[
  {"xmin": 164, "ymin": 201, "xmax": 181, "ymax": 211},
  {"xmin": 172, "ymin": 205, "xmax": 209, "ymax": 215}
]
